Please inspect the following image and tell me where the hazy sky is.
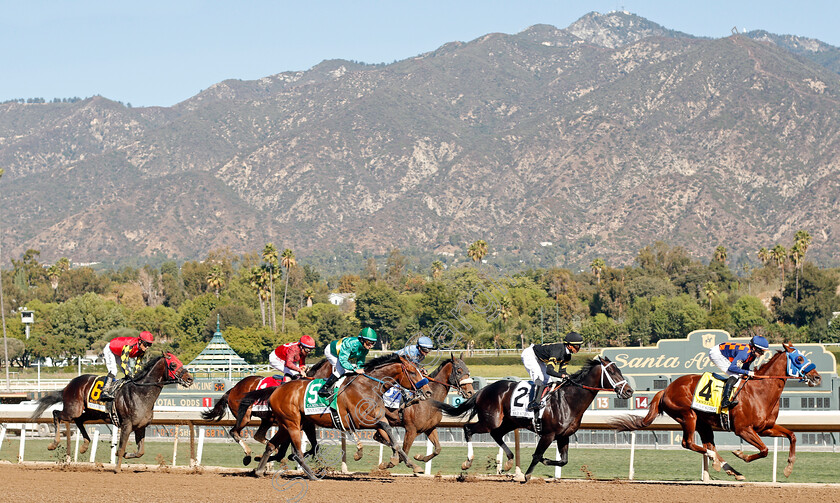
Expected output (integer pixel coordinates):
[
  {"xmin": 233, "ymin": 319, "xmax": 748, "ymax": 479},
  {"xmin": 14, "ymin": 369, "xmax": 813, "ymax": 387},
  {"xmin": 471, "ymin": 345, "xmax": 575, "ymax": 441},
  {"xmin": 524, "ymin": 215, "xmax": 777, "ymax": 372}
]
[{"xmin": 3, "ymin": 1, "xmax": 839, "ymax": 107}]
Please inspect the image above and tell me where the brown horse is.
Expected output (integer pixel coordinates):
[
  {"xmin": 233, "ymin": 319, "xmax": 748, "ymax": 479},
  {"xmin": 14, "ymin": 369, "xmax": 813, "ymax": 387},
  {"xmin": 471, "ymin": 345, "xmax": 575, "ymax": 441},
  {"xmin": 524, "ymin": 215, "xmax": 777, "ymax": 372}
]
[
  {"xmin": 31, "ymin": 353, "xmax": 193, "ymax": 472},
  {"xmin": 378, "ymin": 354, "xmax": 474, "ymax": 468},
  {"xmin": 236, "ymin": 353, "xmax": 433, "ymax": 479},
  {"xmin": 435, "ymin": 356, "xmax": 633, "ymax": 482},
  {"xmin": 609, "ymin": 342, "xmax": 821, "ymax": 480},
  {"xmin": 200, "ymin": 358, "xmax": 332, "ymax": 464}
]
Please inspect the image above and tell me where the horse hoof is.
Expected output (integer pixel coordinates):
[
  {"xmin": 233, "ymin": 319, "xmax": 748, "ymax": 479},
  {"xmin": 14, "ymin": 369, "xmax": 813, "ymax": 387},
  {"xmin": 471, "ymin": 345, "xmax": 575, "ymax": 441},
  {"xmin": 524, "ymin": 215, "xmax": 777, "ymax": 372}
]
[
  {"xmin": 412, "ymin": 465, "xmax": 423, "ymax": 475},
  {"xmin": 503, "ymin": 459, "xmax": 514, "ymax": 472},
  {"xmin": 461, "ymin": 460, "xmax": 472, "ymax": 471},
  {"xmin": 353, "ymin": 452, "xmax": 363, "ymax": 462},
  {"xmin": 522, "ymin": 474, "xmax": 531, "ymax": 484},
  {"xmin": 243, "ymin": 455, "xmax": 252, "ymax": 465},
  {"xmin": 47, "ymin": 443, "xmax": 57, "ymax": 451},
  {"xmin": 735, "ymin": 474, "xmax": 745, "ymax": 481},
  {"xmin": 378, "ymin": 462, "xmax": 389, "ymax": 470},
  {"xmin": 784, "ymin": 465, "xmax": 793, "ymax": 478}
]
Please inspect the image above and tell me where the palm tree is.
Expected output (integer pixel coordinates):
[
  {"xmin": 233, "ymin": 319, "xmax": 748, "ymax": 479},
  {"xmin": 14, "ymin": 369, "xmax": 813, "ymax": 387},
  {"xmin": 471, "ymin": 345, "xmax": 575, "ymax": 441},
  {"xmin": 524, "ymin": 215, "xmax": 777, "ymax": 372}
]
[
  {"xmin": 793, "ymin": 230, "xmax": 812, "ymax": 301},
  {"xmin": 430, "ymin": 260, "xmax": 444, "ymax": 280},
  {"xmin": 741, "ymin": 263, "xmax": 752, "ymax": 295},
  {"xmin": 590, "ymin": 258, "xmax": 606, "ymax": 285},
  {"xmin": 280, "ymin": 248, "xmax": 296, "ymax": 332},
  {"xmin": 770, "ymin": 244, "xmax": 787, "ymax": 305},
  {"xmin": 262, "ymin": 243, "xmax": 279, "ymax": 331},
  {"xmin": 757, "ymin": 247, "xmax": 770, "ymax": 266},
  {"xmin": 713, "ymin": 246, "xmax": 727, "ymax": 263},
  {"xmin": 206, "ymin": 264, "xmax": 225, "ymax": 298},
  {"xmin": 47, "ymin": 264, "xmax": 61, "ymax": 294},
  {"xmin": 467, "ymin": 240, "xmax": 488, "ymax": 266},
  {"xmin": 304, "ymin": 288, "xmax": 314, "ymax": 308},
  {"xmin": 702, "ymin": 281, "xmax": 718, "ymax": 310},
  {"xmin": 248, "ymin": 266, "xmax": 267, "ymax": 326}
]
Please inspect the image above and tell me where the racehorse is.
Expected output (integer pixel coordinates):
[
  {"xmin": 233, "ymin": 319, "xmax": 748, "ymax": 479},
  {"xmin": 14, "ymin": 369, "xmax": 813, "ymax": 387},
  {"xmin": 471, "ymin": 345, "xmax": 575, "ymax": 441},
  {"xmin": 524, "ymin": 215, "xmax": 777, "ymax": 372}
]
[
  {"xmin": 200, "ymin": 358, "xmax": 332, "ymax": 465},
  {"xmin": 435, "ymin": 356, "xmax": 633, "ymax": 482},
  {"xmin": 378, "ymin": 354, "xmax": 474, "ymax": 469},
  {"xmin": 609, "ymin": 342, "xmax": 821, "ymax": 480},
  {"xmin": 31, "ymin": 353, "xmax": 193, "ymax": 472},
  {"xmin": 235, "ymin": 353, "xmax": 433, "ymax": 479}
]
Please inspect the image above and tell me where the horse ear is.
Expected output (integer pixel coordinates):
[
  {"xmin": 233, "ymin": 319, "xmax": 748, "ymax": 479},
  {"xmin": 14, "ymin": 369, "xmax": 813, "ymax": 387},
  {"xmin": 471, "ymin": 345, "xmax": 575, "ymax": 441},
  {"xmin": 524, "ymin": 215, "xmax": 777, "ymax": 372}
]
[
  {"xmin": 459, "ymin": 351, "xmax": 464, "ymax": 360},
  {"xmin": 450, "ymin": 351, "xmax": 454, "ymax": 361},
  {"xmin": 783, "ymin": 342, "xmax": 793, "ymax": 352}
]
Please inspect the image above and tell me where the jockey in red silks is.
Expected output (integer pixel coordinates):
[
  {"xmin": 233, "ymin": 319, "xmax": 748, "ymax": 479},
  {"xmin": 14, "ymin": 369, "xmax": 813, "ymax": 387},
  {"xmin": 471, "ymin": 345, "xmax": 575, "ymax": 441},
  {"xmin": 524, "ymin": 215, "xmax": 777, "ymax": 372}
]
[
  {"xmin": 101, "ymin": 331, "xmax": 154, "ymax": 400},
  {"xmin": 269, "ymin": 335, "xmax": 316, "ymax": 382},
  {"xmin": 708, "ymin": 335, "xmax": 769, "ymax": 408}
]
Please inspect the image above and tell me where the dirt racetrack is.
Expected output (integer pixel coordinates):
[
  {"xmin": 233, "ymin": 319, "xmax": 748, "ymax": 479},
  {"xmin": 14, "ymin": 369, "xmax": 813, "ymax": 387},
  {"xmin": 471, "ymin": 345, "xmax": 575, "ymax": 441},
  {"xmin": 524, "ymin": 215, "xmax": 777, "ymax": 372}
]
[{"xmin": 3, "ymin": 462, "xmax": 839, "ymax": 503}]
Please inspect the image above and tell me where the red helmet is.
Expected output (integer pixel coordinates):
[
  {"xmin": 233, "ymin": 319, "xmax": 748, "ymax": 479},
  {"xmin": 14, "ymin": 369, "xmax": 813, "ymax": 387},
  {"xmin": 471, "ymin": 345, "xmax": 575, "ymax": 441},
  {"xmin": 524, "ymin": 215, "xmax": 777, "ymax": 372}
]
[
  {"xmin": 139, "ymin": 331, "xmax": 154, "ymax": 344},
  {"xmin": 299, "ymin": 335, "xmax": 315, "ymax": 349}
]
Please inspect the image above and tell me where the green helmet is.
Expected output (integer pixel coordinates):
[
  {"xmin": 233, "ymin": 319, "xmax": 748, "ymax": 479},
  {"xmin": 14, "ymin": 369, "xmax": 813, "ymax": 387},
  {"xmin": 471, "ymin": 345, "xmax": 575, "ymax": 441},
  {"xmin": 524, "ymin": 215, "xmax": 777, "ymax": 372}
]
[{"xmin": 359, "ymin": 327, "xmax": 378, "ymax": 343}]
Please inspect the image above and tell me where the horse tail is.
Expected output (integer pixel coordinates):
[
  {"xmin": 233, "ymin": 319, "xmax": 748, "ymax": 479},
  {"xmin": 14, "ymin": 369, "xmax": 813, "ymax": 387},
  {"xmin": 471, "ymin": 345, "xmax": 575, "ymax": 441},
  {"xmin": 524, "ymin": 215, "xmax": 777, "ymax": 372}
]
[
  {"xmin": 31, "ymin": 392, "xmax": 63, "ymax": 419},
  {"xmin": 200, "ymin": 389, "xmax": 230, "ymax": 421},
  {"xmin": 608, "ymin": 389, "xmax": 665, "ymax": 432},
  {"xmin": 431, "ymin": 391, "xmax": 478, "ymax": 419},
  {"xmin": 236, "ymin": 387, "xmax": 276, "ymax": 419}
]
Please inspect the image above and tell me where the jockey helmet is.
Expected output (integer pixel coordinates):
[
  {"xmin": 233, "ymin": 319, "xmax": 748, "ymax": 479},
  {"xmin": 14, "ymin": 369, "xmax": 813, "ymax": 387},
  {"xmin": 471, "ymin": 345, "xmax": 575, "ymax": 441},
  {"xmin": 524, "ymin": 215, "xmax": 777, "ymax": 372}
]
[
  {"xmin": 359, "ymin": 327, "xmax": 378, "ymax": 343},
  {"xmin": 563, "ymin": 331, "xmax": 583, "ymax": 346},
  {"xmin": 299, "ymin": 335, "xmax": 316, "ymax": 349},
  {"xmin": 750, "ymin": 335, "xmax": 769, "ymax": 351},
  {"xmin": 417, "ymin": 336, "xmax": 434, "ymax": 350},
  {"xmin": 138, "ymin": 331, "xmax": 154, "ymax": 344}
]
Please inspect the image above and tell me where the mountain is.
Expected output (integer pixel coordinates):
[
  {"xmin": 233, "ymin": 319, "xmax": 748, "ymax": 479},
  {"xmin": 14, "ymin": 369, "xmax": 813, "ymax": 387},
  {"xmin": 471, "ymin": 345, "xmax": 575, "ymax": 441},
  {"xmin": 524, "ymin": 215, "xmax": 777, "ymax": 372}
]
[{"xmin": 2, "ymin": 11, "xmax": 839, "ymax": 267}]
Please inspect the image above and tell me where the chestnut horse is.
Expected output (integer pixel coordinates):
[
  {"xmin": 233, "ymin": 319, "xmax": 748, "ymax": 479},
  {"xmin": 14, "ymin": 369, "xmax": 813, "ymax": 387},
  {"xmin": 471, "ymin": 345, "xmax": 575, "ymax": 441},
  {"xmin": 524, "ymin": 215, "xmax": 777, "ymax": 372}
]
[
  {"xmin": 609, "ymin": 342, "xmax": 821, "ymax": 480},
  {"xmin": 31, "ymin": 353, "xmax": 193, "ymax": 472},
  {"xmin": 435, "ymin": 356, "xmax": 633, "ymax": 482},
  {"xmin": 236, "ymin": 353, "xmax": 432, "ymax": 479},
  {"xmin": 200, "ymin": 359, "xmax": 332, "ymax": 464}
]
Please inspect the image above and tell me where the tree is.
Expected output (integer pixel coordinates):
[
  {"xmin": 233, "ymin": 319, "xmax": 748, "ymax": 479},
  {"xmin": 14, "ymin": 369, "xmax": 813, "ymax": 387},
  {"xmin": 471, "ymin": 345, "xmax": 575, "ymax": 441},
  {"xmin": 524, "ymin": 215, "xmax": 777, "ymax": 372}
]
[
  {"xmin": 354, "ymin": 282, "xmax": 402, "ymax": 351},
  {"xmin": 770, "ymin": 244, "xmax": 787, "ymax": 305},
  {"xmin": 46, "ymin": 264, "xmax": 61, "ymax": 298},
  {"xmin": 385, "ymin": 248, "xmax": 407, "ymax": 288},
  {"xmin": 730, "ymin": 295, "xmax": 770, "ymax": 334},
  {"xmin": 589, "ymin": 258, "xmax": 606, "ymax": 285},
  {"xmin": 262, "ymin": 243, "xmax": 279, "ymax": 331},
  {"xmin": 430, "ymin": 260, "xmax": 444, "ymax": 280},
  {"xmin": 702, "ymin": 281, "xmax": 718, "ymax": 310},
  {"xmin": 303, "ymin": 288, "xmax": 314, "ymax": 308},
  {"xmin": 280, "ymin": 248, "xmax": 296, "ymax": 332},
  {"xmin": 792, "ymin": 230, "xmax": 812, "ymax": 301},
  {"xmin": 713, "ymin": 246, "xmax": 727, "ymax": 264},
  {"xmin": 247, "ymin": 266, "xmax": 268, "ymax": 326},
  {"xmin": 467, "ymin": 240, "xmax": 488, "ymax": 266},
  {"xmin": 206, "ymin": 264, "xmax": 225, "ymax": 298}
]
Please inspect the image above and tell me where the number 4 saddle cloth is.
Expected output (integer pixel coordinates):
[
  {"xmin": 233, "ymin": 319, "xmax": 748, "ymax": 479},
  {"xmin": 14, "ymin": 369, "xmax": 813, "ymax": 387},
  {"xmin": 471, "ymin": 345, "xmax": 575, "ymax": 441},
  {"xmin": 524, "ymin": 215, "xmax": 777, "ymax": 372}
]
[{"xmin": 691, "ymin": 373, "xmax": 742, "ymax": 414}]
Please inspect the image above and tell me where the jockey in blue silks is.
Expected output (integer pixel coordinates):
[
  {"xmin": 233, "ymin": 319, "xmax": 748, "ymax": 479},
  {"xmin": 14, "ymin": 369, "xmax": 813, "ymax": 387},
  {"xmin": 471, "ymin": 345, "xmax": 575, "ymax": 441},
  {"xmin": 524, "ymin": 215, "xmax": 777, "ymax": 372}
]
[{"xmin": 708, "ymin": 335, "xmax": 769, "ymax": 408}]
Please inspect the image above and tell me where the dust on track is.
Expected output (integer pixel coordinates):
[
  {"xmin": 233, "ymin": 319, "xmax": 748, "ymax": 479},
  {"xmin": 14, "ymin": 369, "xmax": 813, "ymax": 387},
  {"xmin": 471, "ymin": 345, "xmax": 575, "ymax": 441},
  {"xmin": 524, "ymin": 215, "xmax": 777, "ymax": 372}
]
[{"xmin": 2, "ymin": 462, "xmax": 839, "ymax": 503}]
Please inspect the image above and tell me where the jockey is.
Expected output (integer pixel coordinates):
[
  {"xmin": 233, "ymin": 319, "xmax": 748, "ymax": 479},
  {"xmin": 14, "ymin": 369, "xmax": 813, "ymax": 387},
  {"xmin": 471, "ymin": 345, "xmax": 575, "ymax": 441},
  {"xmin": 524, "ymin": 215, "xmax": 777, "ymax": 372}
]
[
  {"xmin": 522, "ymin": 331, "xmax": 583, "ymax": 411},
  {"xmin": 101, "ymin": 331, "xmax": 154, "ymax": 400},
  {"xmin": 708, "ymin": 335, "xmax": 769, "ymax": 408},
  {"xmin": 269, "ymin": 335, "xmax": 316, "ymax": 382},
  {"xmin": 318, "ymin": 327, "xmax": 378, "ymax": 398},
  {"xmin": 397, "ymin": 336, "xmax": 434, "ymax": 370}
]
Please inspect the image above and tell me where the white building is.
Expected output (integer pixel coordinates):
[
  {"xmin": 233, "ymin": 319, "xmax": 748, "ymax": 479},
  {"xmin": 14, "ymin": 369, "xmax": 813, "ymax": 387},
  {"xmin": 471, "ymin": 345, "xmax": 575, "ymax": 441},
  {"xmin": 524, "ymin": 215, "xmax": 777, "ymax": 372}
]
[{"xmin": 328, "ymin": 293, "xmax": 356, "ymax": 306}]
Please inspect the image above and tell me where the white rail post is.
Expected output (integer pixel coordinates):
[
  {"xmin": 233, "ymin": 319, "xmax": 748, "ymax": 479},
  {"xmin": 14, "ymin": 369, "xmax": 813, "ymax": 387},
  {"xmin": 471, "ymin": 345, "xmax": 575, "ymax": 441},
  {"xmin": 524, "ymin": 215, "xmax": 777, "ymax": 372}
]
[
  {"xmin": 90, "ymin": 429, "xmax": 100, "ymax": 462},
  {"xmin": 0, "ymin": 424, "xmax": 7, "ymax": 454},
  {"xmin": 341, "ymin": 432, "xmax": 349, "ymax": 473},
  {"xmin": 172, "ymin": 426, "xmax": 180, "ymax": 466},
  {"xmin": 17, "ymin": 425, "xmax": 26, "ymax": 463},
  {"xmin": 378, "ymin": 443, "xmax": 384, "ymax": 465},
  {"xmin": 110, "ymin": 428, "xmax": 119, "ymax": 465},
  {"xmin": 772, "ymin": 437, "xmax": 779, "ymax": 483},
  {"xmin": 74, "ymin": 429, "xmax": 81, "ymax": 462},
  {"xmin": 628, "ymin": 431, "xmax": 636, "ymax": 480},
  {"xmin": 424, "ymin": 438, "xmax": 434, "ymax": 475},
  {"xmin": 196, "ymin": 427, "xmax": 206, "ymax": 465}
]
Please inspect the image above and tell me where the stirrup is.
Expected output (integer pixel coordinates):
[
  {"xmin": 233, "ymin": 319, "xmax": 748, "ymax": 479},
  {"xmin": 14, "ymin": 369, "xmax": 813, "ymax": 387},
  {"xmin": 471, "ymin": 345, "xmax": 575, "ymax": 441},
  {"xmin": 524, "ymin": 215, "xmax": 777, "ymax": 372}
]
[
  {"xmin": 318, "ymin": 387, "xmax": 332, "ymax": 398},
  {"xmin": 100, "ymin": 391, "xmax": 115, "ymax": 401},
  {"xmin": 526, "ymin": 401, "xmax": 540, "ymax": 411}
]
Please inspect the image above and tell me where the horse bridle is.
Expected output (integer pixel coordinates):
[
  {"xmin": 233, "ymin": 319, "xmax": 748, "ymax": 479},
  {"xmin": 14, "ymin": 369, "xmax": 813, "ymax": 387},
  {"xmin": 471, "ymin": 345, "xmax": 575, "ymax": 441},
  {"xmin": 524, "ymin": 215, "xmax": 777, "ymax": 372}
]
[
  {"xmin": 598, "ymin": 358, "xmax": 631, "ymax": 398},
  {"xmin": 425, "ymin": 360, "xmax": 472, "ymax": 398}
]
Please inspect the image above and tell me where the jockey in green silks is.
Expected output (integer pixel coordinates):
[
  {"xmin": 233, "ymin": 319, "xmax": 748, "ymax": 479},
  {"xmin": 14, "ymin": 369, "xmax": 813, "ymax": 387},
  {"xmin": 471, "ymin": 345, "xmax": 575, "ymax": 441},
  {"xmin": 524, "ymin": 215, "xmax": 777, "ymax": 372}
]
[{"xmin": 318, "ymin": 327, "xmax": 378, "ymax": 398}]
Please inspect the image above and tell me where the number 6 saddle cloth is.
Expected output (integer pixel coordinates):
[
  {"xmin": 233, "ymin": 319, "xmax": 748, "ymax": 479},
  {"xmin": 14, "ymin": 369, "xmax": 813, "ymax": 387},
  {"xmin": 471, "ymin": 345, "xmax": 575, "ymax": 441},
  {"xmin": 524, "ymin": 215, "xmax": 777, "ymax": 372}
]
[
  {"xmin": 691, "ymin": 373, "xmax": 743, "ymax": 414},
  {"xmin": 87, "ymin": 375, "xmax": 111, "ymax": 412}
]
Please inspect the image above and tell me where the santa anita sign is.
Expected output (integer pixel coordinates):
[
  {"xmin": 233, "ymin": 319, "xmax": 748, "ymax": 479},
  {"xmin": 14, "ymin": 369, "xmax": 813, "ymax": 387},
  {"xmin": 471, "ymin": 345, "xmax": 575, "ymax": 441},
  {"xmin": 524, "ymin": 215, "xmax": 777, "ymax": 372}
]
[{"xmin": 600, "ymin": 329, "xmax": 837, "ymax": 379}]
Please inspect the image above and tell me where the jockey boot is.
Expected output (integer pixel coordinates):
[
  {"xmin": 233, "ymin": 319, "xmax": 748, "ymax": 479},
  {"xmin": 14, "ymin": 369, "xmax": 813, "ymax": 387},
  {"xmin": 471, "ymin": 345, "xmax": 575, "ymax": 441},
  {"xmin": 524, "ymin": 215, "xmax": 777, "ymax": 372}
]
[
  {"xmin": 318, "ymin": 374, "xmax": 339, "ymax": 398},
  {"xmin": 527, "ymin": 381, "xmax": 546, "ymax": 411},
  {"xmin": 721, "ymin": 376, "xmax": 739, "ymax": 408},
  {"xmin": 100, "ymin": 374, "xmax": 117, "ymax": 401}
]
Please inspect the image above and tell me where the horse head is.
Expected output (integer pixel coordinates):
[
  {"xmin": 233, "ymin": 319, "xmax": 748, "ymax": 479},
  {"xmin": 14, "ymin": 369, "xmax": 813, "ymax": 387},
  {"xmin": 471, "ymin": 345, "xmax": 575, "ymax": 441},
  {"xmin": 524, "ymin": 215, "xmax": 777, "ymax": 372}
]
[
  {"xmin": 396, "ymin": 356, "xmax": 434, "ymax": 401},
  {"xmin": 448, "ymin": 352, "xmax": 474, "ymax": 398},
  {"xmin": 163, "ymin": 353, "xmax": 194, "ymax": 387},
  {"xmin": 782, "ymin": 342, "xmax": 821, "ymax": 387},
  {"xmin": 598, "ymin": 356, "xmax": 634, "ymax": 399}
]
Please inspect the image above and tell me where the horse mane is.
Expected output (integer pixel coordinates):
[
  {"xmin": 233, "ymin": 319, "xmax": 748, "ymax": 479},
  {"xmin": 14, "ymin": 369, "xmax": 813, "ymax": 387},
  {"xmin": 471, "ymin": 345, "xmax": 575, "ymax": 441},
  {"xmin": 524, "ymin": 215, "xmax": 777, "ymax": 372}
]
[
  {"xmin": 131, "ymin": 355, "xmax": 165, "ymax": 381},
  {"xmin": 755, "ymin": 350, "xmax": 785, "ymax": 373},
  {"xmin": 568, "ymin": 358, "xmax": 601, "ymax": 384},
  {"xmin": 307, "ymin": 358, "xmax": 329, "ymax": 376},
  {"xmin": 429, "ymin": 357, "xmax": 451, "ymax": 378},
  {"xmin": 364, "ymin": 352, "xmax": 403, "ymax": 371}
]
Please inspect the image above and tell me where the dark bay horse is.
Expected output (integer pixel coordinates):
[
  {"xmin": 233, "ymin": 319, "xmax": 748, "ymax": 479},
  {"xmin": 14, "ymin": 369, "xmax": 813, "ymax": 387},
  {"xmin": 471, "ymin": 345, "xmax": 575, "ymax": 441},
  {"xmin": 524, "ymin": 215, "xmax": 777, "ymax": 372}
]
[
  {"xmin": 378, "ymin": 354, "xmax": 474, "ymax": 468},
  {"xmin": 236, "ymin": 353, "xmax": 433, "ymax": 479},
  {"xmin": 435, "ymin": 356, "xmax": 633, "ymax": 482},
  {"xmin": 200, "ymin": 358, "xmax": 332, "ymax": 464},
  {"xmin": 610, "ymin": 342, "xmax": 821, "ymax": 480},
  {"xmin": 31, "ymin": 353, "xmax": 193, "ymax": 472}
]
